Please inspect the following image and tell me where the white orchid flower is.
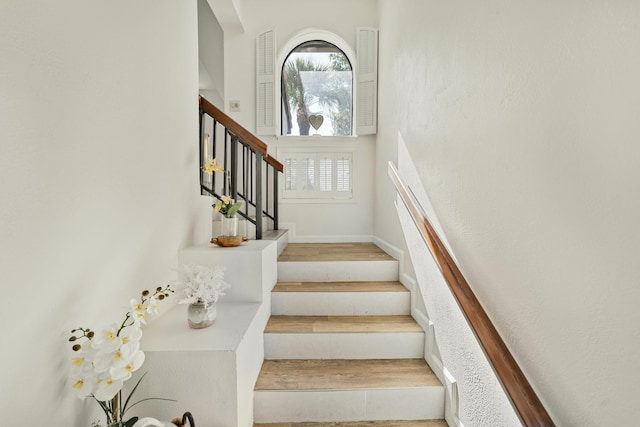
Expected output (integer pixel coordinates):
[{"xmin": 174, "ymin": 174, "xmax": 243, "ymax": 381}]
[
  {"xmin": 92, "ymin": 323, "xmax": 122, "ymax": 353},
  {"xmin": 119, "ymin": 323, "xmax": 142, "ymax": 347},
  {"xmin": 130, "ymin": 298, "xmax": 148, "ymax": 324},
  {"xmin": 110, "ymin": 350, "xmax": 145, "ymax": 381},
  {"xmin": 93, "ymin": 372, "xmax": 123, "ymax": 402},
  {"xmin": 93, "ymin": 340, "xmax": 133, "ymax": 373},
  {"xmin": 71, "ymin": 371, "xmax": 96, "ymax": 399},
  {"xmin": 145, "ymin": 295, "xmax": 161, "ymax": 315}
]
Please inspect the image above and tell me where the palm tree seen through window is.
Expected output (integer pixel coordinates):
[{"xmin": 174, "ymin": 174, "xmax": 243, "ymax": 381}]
[{"xmin": 281, "ymin": 41, "xmax": 353, "ymax": 136}]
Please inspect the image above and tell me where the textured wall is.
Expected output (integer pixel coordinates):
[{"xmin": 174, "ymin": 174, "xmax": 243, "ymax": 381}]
[
  {"xmin": 397, "ymin": 136, "xmax": 522, "ymax": 426},
  {"xmin": 0, "ymin": 0, "xmax": 204, "ymax": 424},
  {"xmin": 376, "ymin": 1, "xmax": 640, "ymax": 425}
]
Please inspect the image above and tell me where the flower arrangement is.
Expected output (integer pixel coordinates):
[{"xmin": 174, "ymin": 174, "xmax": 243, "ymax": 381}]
[
  {"xmin": 202, "ymin": 158, "xmax": 243, "ymax": 218},
  {"xmin": 202, "ymin": 157, "xmax": 223, "ymax": 175},
  {"xmin": 69, "ymin": 286, "xmax": 174, "ymax": 427},
  {"xmin": 177, "ymin": 264, "xmax": 231, "ymax": 308},
  {"xmin": 214, "ymin": 194, "xmax": 242, "ymax": 218}
]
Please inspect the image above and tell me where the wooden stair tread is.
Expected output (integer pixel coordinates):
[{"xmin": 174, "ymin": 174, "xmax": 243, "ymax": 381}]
[
  {"xmin": 278, "ymin": 243, "xmax": 395, "ymax": 262},
  {"xmin": 254, "ymin": 421, "xmax": 448, "ymax": 427},
  {"xmin": 273, "ymin": 281, "xmax": 408, "ymax": 293},
  {"xmin": 265, "ymin": 315, "xmax": 423, "ymax": 333},
  {"xmin": 255, "ymin": 359, "xmax": 441, "ymax": 390}
]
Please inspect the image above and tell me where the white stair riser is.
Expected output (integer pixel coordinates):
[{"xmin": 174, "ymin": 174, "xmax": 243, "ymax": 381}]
[
  {"xmin": 264, "ymin": 332, "xmax": 424, "ymax": 359},
  {"xmin": 278, "ymin": 261, "xmax": 399, "ymax": 282},
  {"xmin": 254, "ymin": 387, "xmax": 445, "ymax": 422},
  {"xmin": 271, "ymin": 292, "xmax": 410, "ymax": 315}
]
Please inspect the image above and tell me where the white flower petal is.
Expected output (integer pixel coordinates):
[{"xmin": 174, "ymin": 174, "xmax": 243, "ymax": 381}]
[
  {"xmin": 110, "ymin": 351, "xmax": 145, "ymax": 380},
  {"xmin": 93, "ymin": 372, "xmax": 123, "ymax": 401},
  {"xmin": 71, "ymin": 372, "xmax": 96, "ymax": 399}
]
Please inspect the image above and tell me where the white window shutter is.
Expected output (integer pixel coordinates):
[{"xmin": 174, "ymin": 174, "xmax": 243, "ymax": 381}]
[
  {"xmin": 356, "ymin": 27, "xmax": 378, "ymax": 135},
  {"xmin": 256, "ymin": 29, "xmax": 275, "ymax": 135}
]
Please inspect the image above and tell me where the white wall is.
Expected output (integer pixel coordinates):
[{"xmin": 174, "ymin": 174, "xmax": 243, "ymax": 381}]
[
  {"xmin": 375, "ymin": 1, "xmax": 640, "ymax": 426},
  {"xmin": 199, "ymin": 0, "xmax": 225, "ymax": 107},
  {"xmin": 0, "ymin": 0, "xmax": 205, "ymax": 425},
  {"xmin": 221, "ymin": 0, "xmax": 379, "ymax": 242}
]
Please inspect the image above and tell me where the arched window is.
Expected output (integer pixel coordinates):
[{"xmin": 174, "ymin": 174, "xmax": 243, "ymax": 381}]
[
  {"xmin": 281, "ymin": 41, "xmax": 352, "ymax": 136},
  {"xmin": 256, "ymin": 28, "xmax": 377, "ymax": 137}
]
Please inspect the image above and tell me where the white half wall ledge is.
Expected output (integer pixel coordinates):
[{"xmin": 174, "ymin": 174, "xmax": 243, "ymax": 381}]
[
  {"xmin": 135, "ymin": 302, "xmax": 270, "ymax": 427},
  {"xmin": 178, "ymin": 240, "xmax": 278, "ymax": 303},
  {"xmin": 130, "ymin": 240, "xmax": 278, "ymax": 427}
]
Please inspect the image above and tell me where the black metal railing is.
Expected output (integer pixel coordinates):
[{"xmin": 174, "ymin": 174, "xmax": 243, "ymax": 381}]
[{"xmin": 199, "ymin": 96, "xmax": 283, "ymax": 239}]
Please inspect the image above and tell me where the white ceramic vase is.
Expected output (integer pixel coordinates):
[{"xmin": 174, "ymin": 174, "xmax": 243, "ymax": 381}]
[{"xmin": 187, "ymin": 302, "xmax": 216, "ymax": 329}]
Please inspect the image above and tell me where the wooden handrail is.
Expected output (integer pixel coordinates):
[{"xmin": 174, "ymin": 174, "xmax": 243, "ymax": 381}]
[
  {"xmin": 388, "ymin": 162, "xmax": 555, "ymax": 427},
  {"xmin": 199, "ymin": 96, "xmax": 283, "ymax": 173},
  {"xmin": 265, "ymin": 153, "xmax": 284, "ymax": 173},
  {"xmin": 199, "ymin": 97, "xmax": 264, "ymax": 152}
]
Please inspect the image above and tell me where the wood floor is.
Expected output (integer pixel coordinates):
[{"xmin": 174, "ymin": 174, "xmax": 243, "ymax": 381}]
[
  {"xmin": 265, "ymin": 315, "xmax": 423, "ymax": 333},
  {"xmin": 278, "ymin": 243, "xmax": 395, "ymax": 262},
  {"xmin": 273, "ymin": 281, "xmax": 408, "ymax": 293},
  {"xmin": 255, "ymin": 359, "xmax": 441, "ymax": 391},
  {"xmin": 255, "ymin": 421, "xmax": 448, "ymax": 427}
]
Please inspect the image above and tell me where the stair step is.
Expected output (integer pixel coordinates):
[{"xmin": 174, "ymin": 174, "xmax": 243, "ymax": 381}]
[
  {"xmin": 260, "ymin": 243, "xmax": 443, "ymax": 423},
  {"xmin": 254, "ymin": 421, "xmax": 448, "ymax": 427},
  {"xmin": 277, "ymin": 243, "xmax": 399, "ymax": 282},
  {"xmin": 254, "ymin": 359, "xmax": 444, "ymax": 422},
  {"xmin": 272, "ymin": 281, "xmax": 409, "ymax": 316},
  {"xmin": 256, "ymin": 359, "xmax": 438, "ymax": 390},
  {"xmin": 273, "ymin": 281, "xmax": 408, "ymax": 292},
  {"xmin": 278, "ymin": 243, "xmax": 396, "ymax": 262},
  {"xmin": 264, "ymin": 315, "xmax": 424, "ymax": 359},
  {"xmin": 265, "ymin": 315, "xmax": 421, "ymax": 333}
]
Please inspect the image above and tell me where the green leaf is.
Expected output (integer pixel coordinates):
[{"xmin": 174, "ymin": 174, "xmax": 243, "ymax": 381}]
[
  {"xmin": 125, "ymin": 397, "xmax": 178, "ymax": 413},
  {"xmin": 226, "ymin": 201, "xmax": 243, "ymax": 217},
  {"xmin": 121, "ymin": 372, "xmax": 147, "ymax": 414}
]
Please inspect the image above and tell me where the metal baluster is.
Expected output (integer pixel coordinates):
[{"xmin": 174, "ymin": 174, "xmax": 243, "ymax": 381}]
[
  {"xmin": 273, "ymin": 165, "xmax": 279, "ymax": 230},
  {"xmin": 230, "ymin": 134, "xmax": 238, "ymax": 203},
  {"xmin": 255, "ymin": 151, "xmax": 263, "ymax": 239}
]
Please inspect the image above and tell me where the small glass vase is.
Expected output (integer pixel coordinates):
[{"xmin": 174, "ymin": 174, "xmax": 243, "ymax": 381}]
[
  {"xmin": 221, "ymin": 215, "xmax": 239, "ymax": 236},
  {"xmin": 187, "ymin": 302, "xmax": 217, "ymax": 329}
]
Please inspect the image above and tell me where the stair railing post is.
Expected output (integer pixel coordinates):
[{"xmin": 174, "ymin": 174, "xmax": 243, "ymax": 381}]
[
  {"xmin": 230, "ymin": 135, "xmax": 238, "ymax": 203},
  {"xmin": 199, "ymin": 106, "xmax": 205, "ymax": 196},
  {"xmin": 272, "ymin": 166, "xmax": 279, "ymax": 230},
  {"xmin": 255, "ymin": 151, "xmax": 263, "ymax": 239}
]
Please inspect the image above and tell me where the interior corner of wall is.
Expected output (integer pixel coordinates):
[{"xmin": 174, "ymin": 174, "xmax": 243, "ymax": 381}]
[
  {"xmin": 399, "ymin": 271, "xmax": 416, "ymax": 291},
  {"xmin": 279, "ymin": 222, "xmax": 297, "ymax": 241},
  {"xmin": 372, "ymin": 235, "xmax": 404, "ymax": 262}
]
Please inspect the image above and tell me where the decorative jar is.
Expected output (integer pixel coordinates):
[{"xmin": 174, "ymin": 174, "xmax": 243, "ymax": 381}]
[
  {"xmin": 187, "ymin": 302, "xmax": 217, "ymax": 329},
  {"xmin": 221, "ymin": 215, "xmax": 239, "ymax": 236}
]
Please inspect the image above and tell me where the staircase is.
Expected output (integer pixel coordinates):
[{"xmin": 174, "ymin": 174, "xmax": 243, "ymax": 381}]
[{"xmin": 253, "ymin": 243, "xmax": 447, "ymax": 426}]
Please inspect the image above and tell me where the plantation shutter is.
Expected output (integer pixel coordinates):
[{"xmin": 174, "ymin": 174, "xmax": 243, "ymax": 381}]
[
  {"xmin": 256, "ymin": 29, "xmax": 275, "ymax": 135},
  {"xmin": 356, "ymin": 27, "xmax": 378, "ymax": 135},
  {"xmin": 336, "ymin": 156, "xmax": 352, "ymax": 195},
  {"xmin": 281, "ymin": 152, "xmax": 353, "ymax": 199}
]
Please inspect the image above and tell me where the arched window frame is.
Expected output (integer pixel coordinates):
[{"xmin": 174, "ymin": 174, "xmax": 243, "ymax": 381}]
[
  {"xmin": 277, "ymin": 29, "xmax": 357, "ymax": 137},
  {"xmin": 256, "ymin": 27, "xmax": 377, "ymax": 137}
]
